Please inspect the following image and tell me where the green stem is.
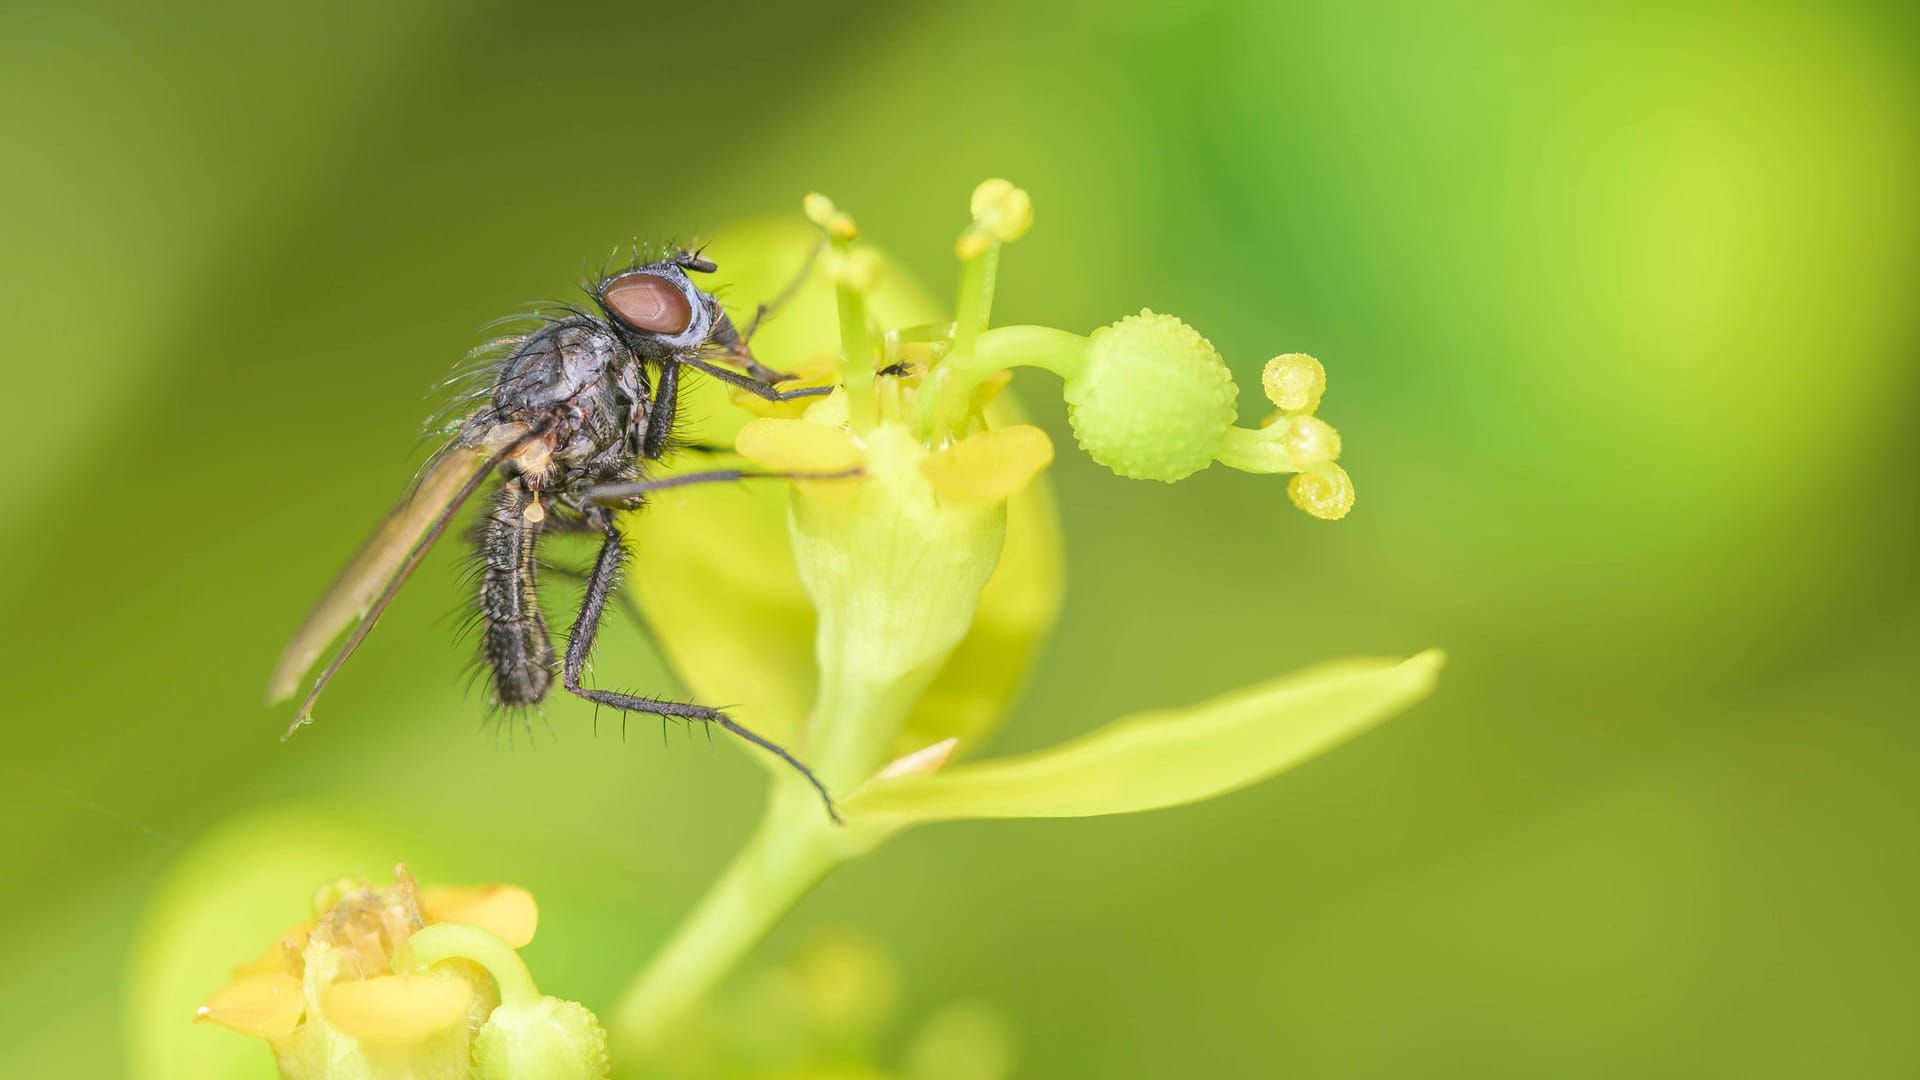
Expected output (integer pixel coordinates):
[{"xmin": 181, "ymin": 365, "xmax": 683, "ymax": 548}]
[
  {"xmin": 924, "ymin": 242, "xmax": 1001, "ymax": 440},
  {"xmin": 952, "ymin": 242, "xmax": 999, "ymax": 360},
  {"xmin": 834, "ymin": 272, "xmax": 872, "ymax": 383},
  {"xmin": 967, "ymin": 324, "xmax": 1090, "ymax": 383},
  {"xmin": 923, "ymin": 325, "xmax": 1089, "ymax": 441},
  {"xmin": 829, "ymin": 236, "xmax": 877, "ymax": 430},
  {"xmin": 608, "ymin": 780, "xmax": 856, "ymax": 1062},
  {"xmin": 1215, "ymin": 424, "xmax": 1302, "ymax": 474},
  {"xmin": 809, "ymin": 646, "xmax": 942, "ymax": 795},
  {"xmin": 608, "ymin": 602, "xmax": 952, "ymax": 1065}
]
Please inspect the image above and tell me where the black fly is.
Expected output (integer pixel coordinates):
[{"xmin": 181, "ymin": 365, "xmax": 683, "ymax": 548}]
[{"xmin": 267, "ymin": 247, "xmax": 850, "ymax": 820}]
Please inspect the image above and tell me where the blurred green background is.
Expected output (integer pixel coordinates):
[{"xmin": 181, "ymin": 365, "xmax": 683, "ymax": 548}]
[{"xmin": 3, "ymin": 0, "xmax": 1917, "ymax": 1076}]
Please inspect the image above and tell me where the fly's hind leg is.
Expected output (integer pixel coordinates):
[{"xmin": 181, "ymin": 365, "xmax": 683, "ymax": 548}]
[
  {"xmin": 558, "ymin": 504, "xmax": 842, "ymax": 822},
  {"xmin": 578, "ymin": 464, "xmax": 860, "ymax": 509}
]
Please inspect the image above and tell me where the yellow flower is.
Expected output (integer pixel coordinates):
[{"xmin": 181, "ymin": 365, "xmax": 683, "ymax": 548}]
[{"xmin": 195, "ymin": 865, "xmax": 602, "ymax": 1080}]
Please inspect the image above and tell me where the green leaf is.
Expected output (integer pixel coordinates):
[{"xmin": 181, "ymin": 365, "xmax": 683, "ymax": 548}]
[{"xmin": 841, "ymin": 651, "xmax": 1443, "ymax": 825}]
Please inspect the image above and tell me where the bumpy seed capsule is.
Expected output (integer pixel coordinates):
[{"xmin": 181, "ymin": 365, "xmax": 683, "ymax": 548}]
[{"xmin": 1064, "ymin": 310, "xmax": 1238, "ymax": 482}]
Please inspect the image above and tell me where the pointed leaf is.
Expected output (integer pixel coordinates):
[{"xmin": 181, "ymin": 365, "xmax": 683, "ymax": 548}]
[{"xmin": 842, "ymin": 651, "xmax": 1442, "ymax": 824}]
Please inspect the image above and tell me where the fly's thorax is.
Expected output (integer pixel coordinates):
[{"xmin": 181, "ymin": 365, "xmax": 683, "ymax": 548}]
[
  {"xmin": 492, "ymin": 319, "xmax": 626, "ymax": 413},
  {"xmin": 484, "ymin": 317, "xmax": 649, "ymax": 486}
]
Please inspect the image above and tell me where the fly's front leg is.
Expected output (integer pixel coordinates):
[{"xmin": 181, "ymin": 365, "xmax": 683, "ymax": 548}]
[
  {"xmin": 706, "ymin": 239, "xmax": 824, "ymax": 383},
  {"xmin": 680, "ymin": 356, "xmax": 835, "ymax": 403},
  {"xmin": 708, "ymin": 307, "xmax": 793, "ymax": 384},
  {"xmin": 558, "ymin": 510, "xmax": 841, "ymax": 821},
  {"xmin": 641, "ymin": 358, "xmax": 680, "ymax": 460}
]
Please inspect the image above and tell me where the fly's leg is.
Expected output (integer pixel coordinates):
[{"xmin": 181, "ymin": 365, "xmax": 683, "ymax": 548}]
[
  {"xmin": 539, "ymin": 507, "xmax": 665, "ymax": 645},
  {"xmin": 641, "ymin": 356, "xmax": 681, "ymax": 459},
  {"xmin": 708, "ymin": 307, "xmax": 793, "ymax": 385},
  {"xmin": 559, "ymin": 509, "xmax": 841, "ymax": 822},
  {"xmin": 578, "ymin": 465, "xmax": 860, "ymax": 509},
  {"xmin": 635, "ymin": 357, "xmax": 813, "ymax": 464},
  {"xmin": 679, "ymin": 356, "xmax": 836, "ymax": 403},
  {"xmin": 740, "ymin": 237, "xmax": 824, "ymax": 349},
  {"xmin": 542, "ymin": 561, "xmax": 657, "ymax": 646},
  {"xmin": 707, "ymin": 237, "xmax": 826, "ymax": 382}
]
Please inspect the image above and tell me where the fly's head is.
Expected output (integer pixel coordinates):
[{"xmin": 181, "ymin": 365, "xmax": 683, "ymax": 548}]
[{"xmin": 594, "ymin": 250, "xmax": 721, "ymax": 361}]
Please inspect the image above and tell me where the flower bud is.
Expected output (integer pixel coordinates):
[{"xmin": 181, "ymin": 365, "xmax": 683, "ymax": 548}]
[{"xmin": 1064, "ymin": 310, "xmax": 1238, "ymax": 481}]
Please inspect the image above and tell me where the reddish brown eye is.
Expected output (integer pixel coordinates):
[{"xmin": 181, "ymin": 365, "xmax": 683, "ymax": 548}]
[{"xmin": 603, "ymin": 273, "xmax": 692, "ymax": 334}]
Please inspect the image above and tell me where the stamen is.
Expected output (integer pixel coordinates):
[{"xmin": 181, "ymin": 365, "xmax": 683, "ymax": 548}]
[
  {"xmin": 1262, "ymin": 353, "xmax": 1326, "ymax": 414},
  {"xmin": 802, "ymin": 193, "xmax": 858, "ymax": 240},
  {"xmin": 1288, "ymin": 464, "xmax": 1356, "ymax": 520}
]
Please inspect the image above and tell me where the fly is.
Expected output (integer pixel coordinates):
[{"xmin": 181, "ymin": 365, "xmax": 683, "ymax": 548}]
[{"xmin": 267, "ymin": 246, "xmax": 851, "ymax": 820}]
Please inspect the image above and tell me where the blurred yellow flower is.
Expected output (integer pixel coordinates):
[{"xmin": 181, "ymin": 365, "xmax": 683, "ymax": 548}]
[{"xmin": 196, "ymin": 866, "xmax": 601, "ymax": 1080}]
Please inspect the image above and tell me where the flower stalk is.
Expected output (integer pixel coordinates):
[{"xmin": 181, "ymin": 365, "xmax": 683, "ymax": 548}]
[{"xmin": 611, "ymin": 777, "xmax": 863, "ymax": 1056}]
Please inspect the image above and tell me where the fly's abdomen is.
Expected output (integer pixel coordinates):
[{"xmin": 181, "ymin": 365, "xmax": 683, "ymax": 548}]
[{"xmin": 475, "ymin": 485, "xmax": 554, "ymax": 706}]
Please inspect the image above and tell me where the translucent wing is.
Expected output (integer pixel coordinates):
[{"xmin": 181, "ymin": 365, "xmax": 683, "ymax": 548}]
[{"xmin": 268, "ymin": 430, "xmax": 534, "ymax": 733}]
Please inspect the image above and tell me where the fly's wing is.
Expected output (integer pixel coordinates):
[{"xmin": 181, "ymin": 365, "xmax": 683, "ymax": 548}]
[{"xmin": 268, "ymin": 430, "xmax": 533, "ymax": 734}]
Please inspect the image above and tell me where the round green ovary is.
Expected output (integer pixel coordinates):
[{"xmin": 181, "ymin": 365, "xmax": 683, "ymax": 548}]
[{"xmin": 1065, "ymin": 311, "xmax": 1238, "ymax": 481}]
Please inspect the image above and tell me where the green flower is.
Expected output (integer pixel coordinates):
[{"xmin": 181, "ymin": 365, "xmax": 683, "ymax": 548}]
[{"xmin": 612, "ymin": 181, "xmax": 1438, "ymax": 1060}]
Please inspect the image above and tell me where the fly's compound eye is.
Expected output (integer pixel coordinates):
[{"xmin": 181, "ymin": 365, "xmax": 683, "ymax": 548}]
[{"xmin": 603, "ymin": 273, "xmax": 693, "ymax": 334}]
